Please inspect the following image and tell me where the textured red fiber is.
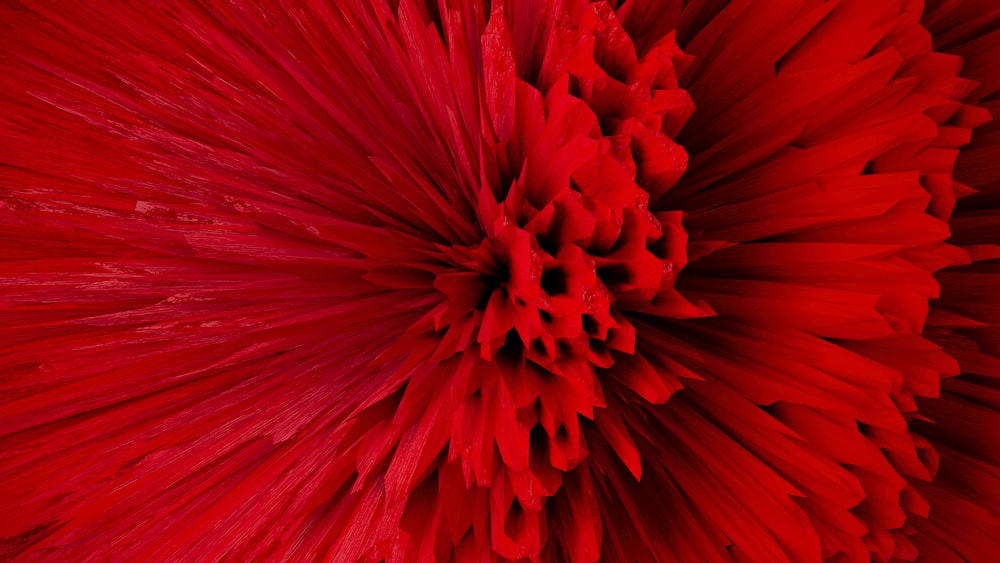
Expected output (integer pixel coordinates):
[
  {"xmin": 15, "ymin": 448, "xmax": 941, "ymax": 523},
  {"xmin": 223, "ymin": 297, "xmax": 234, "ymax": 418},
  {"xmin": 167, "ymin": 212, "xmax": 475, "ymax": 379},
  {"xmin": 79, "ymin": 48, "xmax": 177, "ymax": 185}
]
[{"xmin": 1, "ymin": 0, "xmax": 998, "ymax": 561}]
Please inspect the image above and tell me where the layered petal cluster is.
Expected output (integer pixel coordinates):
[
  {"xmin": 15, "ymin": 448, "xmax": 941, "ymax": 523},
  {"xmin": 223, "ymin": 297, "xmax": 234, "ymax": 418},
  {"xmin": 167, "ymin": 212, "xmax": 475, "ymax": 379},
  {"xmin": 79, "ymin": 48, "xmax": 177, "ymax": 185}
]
[
  {"xmin": 0, "ymin": 0, "xmax": 998, "ymax": 562},
  {"xmin": 904, "ymin": 1, "xmax": 1000, "ymax": 559},
  {"xmin": 591, "ymin": 0, "xmax": 994, "ymax": 560}
]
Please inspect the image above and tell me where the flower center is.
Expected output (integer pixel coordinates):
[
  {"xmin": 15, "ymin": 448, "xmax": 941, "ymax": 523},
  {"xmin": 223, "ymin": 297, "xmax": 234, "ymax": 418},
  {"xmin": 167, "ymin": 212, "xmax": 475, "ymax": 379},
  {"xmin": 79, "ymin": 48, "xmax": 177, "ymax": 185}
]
[{"xmin": 436, "ymin": 175, "xmax": 684, "ymax": 371}]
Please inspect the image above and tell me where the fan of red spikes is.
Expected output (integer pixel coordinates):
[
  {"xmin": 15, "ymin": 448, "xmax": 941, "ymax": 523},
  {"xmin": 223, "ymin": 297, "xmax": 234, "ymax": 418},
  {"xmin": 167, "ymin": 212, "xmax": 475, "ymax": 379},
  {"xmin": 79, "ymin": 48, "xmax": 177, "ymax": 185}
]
[
  {"xmin": 350, "ymin": 6, "xmax": 711, "ymax": 557},
  {"xmin": 1, "ymin": 0, "xmax": 998, "ymax": 561}
]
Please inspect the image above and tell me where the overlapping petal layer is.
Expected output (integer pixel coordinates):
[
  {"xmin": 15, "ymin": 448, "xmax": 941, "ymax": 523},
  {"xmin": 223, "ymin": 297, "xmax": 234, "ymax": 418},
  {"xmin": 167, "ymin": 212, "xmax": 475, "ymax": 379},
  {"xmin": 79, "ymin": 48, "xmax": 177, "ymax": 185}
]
[{"xmin": 603, "ymin": 1, "xmax": 997, "ymax": 560}]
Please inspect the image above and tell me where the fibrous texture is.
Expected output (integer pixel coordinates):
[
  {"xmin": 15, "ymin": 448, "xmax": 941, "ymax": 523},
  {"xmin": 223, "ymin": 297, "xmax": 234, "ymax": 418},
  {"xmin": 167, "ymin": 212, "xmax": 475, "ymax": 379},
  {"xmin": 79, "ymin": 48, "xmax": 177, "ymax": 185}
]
[{"xmin": 0, "ymin": 0, "xmax": 997, "ymax": 561}]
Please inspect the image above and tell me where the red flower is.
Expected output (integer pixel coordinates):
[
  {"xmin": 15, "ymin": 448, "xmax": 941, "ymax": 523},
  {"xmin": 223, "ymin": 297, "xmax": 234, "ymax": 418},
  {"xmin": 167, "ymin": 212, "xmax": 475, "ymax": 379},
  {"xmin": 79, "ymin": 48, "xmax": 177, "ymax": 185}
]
[{"xmin": 0, "ymin": 1, "xmax": 997, "ymax": 561}]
